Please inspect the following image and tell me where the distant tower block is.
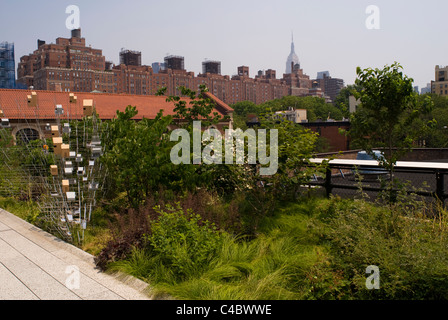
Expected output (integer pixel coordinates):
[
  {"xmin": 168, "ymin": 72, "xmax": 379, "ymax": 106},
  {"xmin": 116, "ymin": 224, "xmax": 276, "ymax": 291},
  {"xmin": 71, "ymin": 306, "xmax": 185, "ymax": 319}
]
[
  {"xmin": 202, "ymin": 60, "xmax": 221, "ymax": 75},
  {"xmin": 164, "ymin": 55, "xmax": 185, "ymax": 71},
  {"xmin": 120, "ymin": 49, "xmax": 142, "ymax": 66},
  {"xmin": 69, "ymin": 93, "xmax": 77, "ymax": 103},
  {"xmin": 265, "ymin": 69, "xmax": 276, "ymax": 80},
  {"xmin": 27, "ymin": 92, "xmax": 38, "ymax": 107},
  {"xmin": 83, "ymin": 99, "xmax": 94, "ymax": 116},
  {"xmin": 238, "ymin": 66, "xmax": 249, "ymax": 77}
]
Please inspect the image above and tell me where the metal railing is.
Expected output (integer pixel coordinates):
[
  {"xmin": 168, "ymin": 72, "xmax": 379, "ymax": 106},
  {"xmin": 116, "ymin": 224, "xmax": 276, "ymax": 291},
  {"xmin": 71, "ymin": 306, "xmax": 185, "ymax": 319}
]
[{"xmin": 307, "ymin": 159, "xmax": 448, "ymax": 205}]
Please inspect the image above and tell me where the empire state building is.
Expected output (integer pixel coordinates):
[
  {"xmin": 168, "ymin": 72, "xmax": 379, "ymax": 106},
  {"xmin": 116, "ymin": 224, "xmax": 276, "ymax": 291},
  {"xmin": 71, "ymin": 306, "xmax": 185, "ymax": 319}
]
[{"xmin": 285, "ymin": 34, "xmax": 300, "ymax": 74}]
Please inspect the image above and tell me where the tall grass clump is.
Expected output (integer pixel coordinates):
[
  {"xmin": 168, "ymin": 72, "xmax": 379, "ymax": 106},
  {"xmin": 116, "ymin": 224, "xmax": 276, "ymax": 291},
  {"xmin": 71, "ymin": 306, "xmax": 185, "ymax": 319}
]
[
  {"xmin": 320, "ymin": 196, "xmax": 448, "ymax": 300},
  {"xmin": 107, "ymin": 198, "xmax": 349, "ymax": 300},
  {"xmin": 0, "ymin": 196, "xmax": 40, "ymax": 223}
]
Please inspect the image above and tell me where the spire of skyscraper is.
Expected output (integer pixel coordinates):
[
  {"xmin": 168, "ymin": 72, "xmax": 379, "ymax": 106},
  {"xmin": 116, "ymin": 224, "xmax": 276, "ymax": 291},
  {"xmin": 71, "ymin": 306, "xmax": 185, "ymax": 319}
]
[{"xmin": 286, "ymin": 32, "xmax": 299, "ymax": 74}]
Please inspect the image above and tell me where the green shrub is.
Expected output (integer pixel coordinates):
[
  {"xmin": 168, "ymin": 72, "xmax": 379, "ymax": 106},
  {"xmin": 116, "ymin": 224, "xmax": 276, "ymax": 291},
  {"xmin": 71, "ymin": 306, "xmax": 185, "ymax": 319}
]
[
  {"xmin": 145, "ymin": 203, "xmax": 224, "ymax": 281},
  {"xmin": 323, "ymin": 197, "xmax": 448, "ymax": 299}
]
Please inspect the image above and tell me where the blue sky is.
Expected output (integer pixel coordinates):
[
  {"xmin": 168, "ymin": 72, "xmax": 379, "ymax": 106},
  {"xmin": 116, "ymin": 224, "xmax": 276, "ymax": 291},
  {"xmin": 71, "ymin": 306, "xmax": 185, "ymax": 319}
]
[{"xmin": 1, "ymin": 0, "xmax": 446, "ymax": 89}]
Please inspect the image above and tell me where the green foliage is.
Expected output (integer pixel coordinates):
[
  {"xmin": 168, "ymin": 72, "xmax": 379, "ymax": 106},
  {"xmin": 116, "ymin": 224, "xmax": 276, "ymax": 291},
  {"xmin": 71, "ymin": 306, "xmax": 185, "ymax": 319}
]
[
  {"xmin": 102, "ymin": 106, "xmax": 189, "ymax": 207},
  {"xmin": 333, "ymin": 84, "xmax": 362, "ymax": 118},
  {"xmin": 108, "ymin": 198, "xmax": 348, "ymax": 300},
  {"xmin": 417, "ymin": 94, "xmax": 448, "ymax": 148},
  {"xmin": 321, "ymin": 197, "xmax": 448, "ymax": 299},
  {"xmin": 22, "ymin": 139, "xmax": 55, "ymax": 175},
  {"xmin": 230, "ymin": 96, "xmax": 345, "ymax": 124},
  {"xmin": 230, "ymin": 101, "xmax": 260, "ymax": 129},
  {"xmin": 256, "ymin": 111, "xmax": 321, "ymax": 200},
  {"xmin": 259, "ymin": 95, "xmax": 344, "ymax": 121},
  {"xmin": 160, "ymin": 84, "xmax": 228, "ymax": 128},
  {"xmin": 0, "ymin": 197, "xmax": 41, "ymax": 224},
  {"xmin": 231, "ymin": 101, "xmax": 260, "ymax": 117},
  {"xmin": 146, "ymin": 203, "xmax": 224, "ymax": 280},
  {"xmin": 350, "ymin": 62, "xmax": 434, "ymax": 171},
  {"xmin": 0, "ymin": 129, "xmax": 55, "ymax": 199}
]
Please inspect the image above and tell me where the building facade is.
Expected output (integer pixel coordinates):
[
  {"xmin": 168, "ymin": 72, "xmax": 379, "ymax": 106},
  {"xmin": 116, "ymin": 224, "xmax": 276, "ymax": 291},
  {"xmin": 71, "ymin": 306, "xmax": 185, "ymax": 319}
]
[
  {"xmin": 313, "ymin": 72, "xmax": 345, "ymax": 103},
  {"xmin": 431, "ymin": 66, "xmax": 448, "ymax": 96},
  {"xmin": 0, "ymin": 88, "xmax": 234, "ymax": 143},
  {"xmin": 16, "ymin": 29, "xmax": 340, "ymax": 106},
  {"xmin": 17, "ymin": 29, "xmax": 109, "ymax": 92}
]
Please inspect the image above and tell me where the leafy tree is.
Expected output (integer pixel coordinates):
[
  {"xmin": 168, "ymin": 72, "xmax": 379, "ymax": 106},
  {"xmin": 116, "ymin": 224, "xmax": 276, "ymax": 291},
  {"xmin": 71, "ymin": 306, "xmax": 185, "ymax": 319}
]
[
  {"xmin": 157, "ymin": 84, "xmax": 228, "ymax": 128},
  {"xmin": 102, "ymin": 106, "xmax": 179, "ymax": 208},
  {"xmin": 258, "ymin": 111, "xmax": 320, "ymax": 198},
  {"xmin": 260, "ymin": 96, "xmax": 344, "ymax": 122},
  {"xmin": 230, "ymin": 101, "xmax": 260, "ymax": 129},
  {"xmin": 231, "ymin": 101, "xmax": 260, "ymax": 117},
  {"xmin": 349, "ymin": 62, "xmax": 434, "ymax": 174},
  {"xmin": 333, "ymin": 84, "xmax": 362, "ymax": 118},
  {"xmin": 417, "ymin": 94, "xmax": 448, "ymax": 148},
  {"xmin": 102, "ymin": 85, "xmax": 232, "ymax": 208}
]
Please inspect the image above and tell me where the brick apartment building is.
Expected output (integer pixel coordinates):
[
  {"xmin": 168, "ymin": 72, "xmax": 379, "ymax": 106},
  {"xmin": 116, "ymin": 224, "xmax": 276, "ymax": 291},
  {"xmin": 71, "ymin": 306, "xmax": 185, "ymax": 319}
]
[
  {"xmin": 17, "ymin": 29, "xmax": 334, "ymax": 106},
  {"xmin": 432, "ymin": 65, "xmax": 448, "ymax": 96},
  {"xmin": 313, "ymin": 71, "xmax": 344, "ymax": 103},
  {"xmin": 17, "ymin": 29, "xmax": 108, "ymax": 92}
]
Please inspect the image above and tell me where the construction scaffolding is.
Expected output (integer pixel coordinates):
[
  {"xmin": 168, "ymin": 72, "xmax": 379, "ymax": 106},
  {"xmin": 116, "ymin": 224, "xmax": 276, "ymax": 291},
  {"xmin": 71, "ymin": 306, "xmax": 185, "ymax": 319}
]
[
  {"xmin": 202, "ymin": 60, "xmax": 221, "ymax": 75},
  {"xmin": 164, "ymin": 55, "xmax": 185, "ymax": 71},
  {"xmin": 0, "ymin": 96, "xmax": 107, "ymax": 244},
  {"xmin": 0, "ymin": 42, "xmax": 16, "ymax": 89},
  {"xmin": 119, "ymin": 48, "xmax": 142, "ymax": 67}
]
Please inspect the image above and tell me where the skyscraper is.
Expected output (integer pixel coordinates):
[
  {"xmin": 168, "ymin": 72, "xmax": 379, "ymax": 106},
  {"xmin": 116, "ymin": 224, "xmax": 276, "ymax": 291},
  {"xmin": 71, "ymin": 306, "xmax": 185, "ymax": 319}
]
[{"xmin": 285, "ymin": 33, "xmax": 299, "ymax": 74}]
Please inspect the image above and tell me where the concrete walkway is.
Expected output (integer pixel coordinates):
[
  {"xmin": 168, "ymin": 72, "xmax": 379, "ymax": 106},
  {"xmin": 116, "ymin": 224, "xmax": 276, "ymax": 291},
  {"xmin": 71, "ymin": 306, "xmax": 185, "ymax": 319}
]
[{"xmin": 0, "ymin": 208, "xmax": 152, "ymax": 300}]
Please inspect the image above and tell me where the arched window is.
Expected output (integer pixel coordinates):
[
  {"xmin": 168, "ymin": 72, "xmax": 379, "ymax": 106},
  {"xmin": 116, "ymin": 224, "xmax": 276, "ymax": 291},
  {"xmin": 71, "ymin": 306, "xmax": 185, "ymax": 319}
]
[{"xmin": 16, "ymin": 128, "xmax": 40, "ymax": 144}]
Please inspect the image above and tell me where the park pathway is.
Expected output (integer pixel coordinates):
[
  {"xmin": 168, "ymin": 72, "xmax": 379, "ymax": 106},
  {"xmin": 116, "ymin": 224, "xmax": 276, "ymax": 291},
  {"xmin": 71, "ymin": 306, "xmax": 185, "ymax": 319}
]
[{"xmin": 0, "ymin": 208, "xmax": 151, "ymax": 300}]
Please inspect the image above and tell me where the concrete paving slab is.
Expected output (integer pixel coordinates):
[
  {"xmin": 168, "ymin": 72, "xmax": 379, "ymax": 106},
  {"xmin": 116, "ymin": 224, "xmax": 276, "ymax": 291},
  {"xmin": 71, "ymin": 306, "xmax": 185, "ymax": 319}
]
[
  {"xmin": 0, "ymin": 208, "xmax": 152, "ymax": 300},
  {"xmin": 0, "ymin": 263, "xmax": 38, "ymax": 300},
  {"xmin": 0, "ymin": 237, "xmax": 81, "ymax": 300},
  {"xmin": 0, "ymin": 230, "xmax": 120, "ymax": 300},
  {"xmin": 0, "ymin": 221, "xmax": 10, "ymax": 231}
]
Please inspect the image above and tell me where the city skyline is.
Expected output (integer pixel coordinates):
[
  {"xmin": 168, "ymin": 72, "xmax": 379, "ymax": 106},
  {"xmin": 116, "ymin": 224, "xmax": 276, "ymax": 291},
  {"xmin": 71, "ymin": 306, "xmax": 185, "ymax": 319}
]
[{"xmin": 1, "ymin": 0, "xmax": 447, "ymax": 90}]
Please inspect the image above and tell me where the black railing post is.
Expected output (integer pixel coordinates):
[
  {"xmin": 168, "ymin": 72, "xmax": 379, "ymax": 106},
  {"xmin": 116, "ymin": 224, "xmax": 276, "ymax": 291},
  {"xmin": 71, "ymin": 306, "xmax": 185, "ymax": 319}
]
[
  {"xmin": 325, "ymin": 167, "xmax": 332, "ymax": 198},
  {"xmin": 436, "ymin": 170, "xmax": 445, "ymax": 207}
]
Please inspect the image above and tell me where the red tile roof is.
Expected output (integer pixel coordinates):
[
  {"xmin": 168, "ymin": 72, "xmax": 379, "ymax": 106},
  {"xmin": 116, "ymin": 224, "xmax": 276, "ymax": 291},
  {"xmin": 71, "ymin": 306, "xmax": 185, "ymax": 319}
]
[{"xmin": 0, "ymin": 89, "xmax": 233, "ymax": 121}]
